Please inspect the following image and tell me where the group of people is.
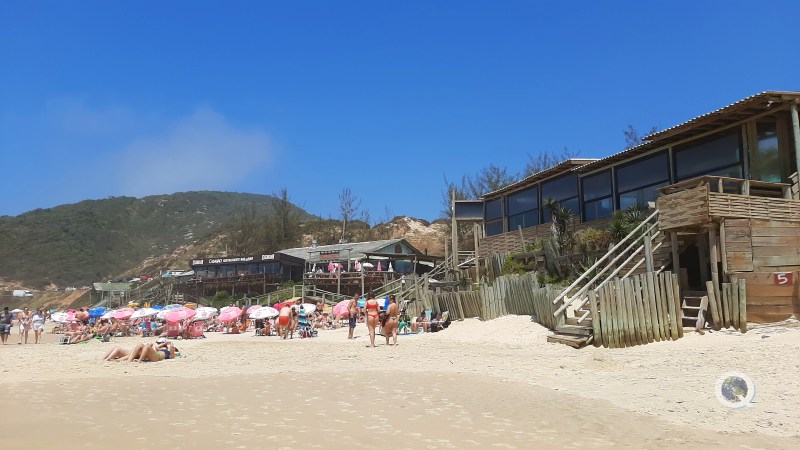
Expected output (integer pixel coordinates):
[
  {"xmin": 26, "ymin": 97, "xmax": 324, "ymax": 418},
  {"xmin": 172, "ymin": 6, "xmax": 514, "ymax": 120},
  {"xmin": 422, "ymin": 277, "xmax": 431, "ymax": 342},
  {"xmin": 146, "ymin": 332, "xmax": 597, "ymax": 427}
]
[
  {"xmin": 102, "ymin": 337, "xmax": 179, "ymax": 362},
  {"xmin": 346, "ymin": 293, "xmax": 400, "ymax": 347},
  {"xmin": 1, "ymin": 306, "xmax": 47, "ymax": 345}
]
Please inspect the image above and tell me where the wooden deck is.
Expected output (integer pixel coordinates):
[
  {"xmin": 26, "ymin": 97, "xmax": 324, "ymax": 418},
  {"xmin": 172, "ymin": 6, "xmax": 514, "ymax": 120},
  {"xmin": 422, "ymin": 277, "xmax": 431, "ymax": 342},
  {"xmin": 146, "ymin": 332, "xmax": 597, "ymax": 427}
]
[{"xmin": 657, "ymin": 176, "xmax": 800, "ymax": 231}]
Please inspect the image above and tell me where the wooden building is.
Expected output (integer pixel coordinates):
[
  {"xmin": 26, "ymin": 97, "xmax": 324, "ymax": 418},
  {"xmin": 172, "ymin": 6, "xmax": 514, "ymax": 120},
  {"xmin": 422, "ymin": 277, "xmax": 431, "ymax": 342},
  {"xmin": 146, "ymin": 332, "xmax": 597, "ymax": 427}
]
[{"xmin": 461, "ymin": 91, "xmax": 800, "ymax": 323}]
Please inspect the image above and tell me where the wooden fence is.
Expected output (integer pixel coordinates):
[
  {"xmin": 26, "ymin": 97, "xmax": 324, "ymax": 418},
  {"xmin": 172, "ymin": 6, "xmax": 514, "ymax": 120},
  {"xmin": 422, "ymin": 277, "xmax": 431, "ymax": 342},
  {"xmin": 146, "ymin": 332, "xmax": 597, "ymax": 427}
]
[
  {"xmin": 705, "ymin": 277, "xmax": 747, "ymax": 332},
  {"xmin": 420, "ymin": 273, "xmax": 564, "ymax": 330},
  {"xmin": 587, "ymin": 271, "xmax": 683, "ymax": 348}
]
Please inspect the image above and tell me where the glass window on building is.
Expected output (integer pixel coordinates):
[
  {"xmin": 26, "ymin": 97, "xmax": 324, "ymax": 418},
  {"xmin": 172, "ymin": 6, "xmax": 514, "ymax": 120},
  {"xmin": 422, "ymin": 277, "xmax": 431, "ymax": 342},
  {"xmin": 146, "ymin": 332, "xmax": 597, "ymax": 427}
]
[
  {"xmin": 506, "ymin": 186, "xmax": 538, "ymax": 231},
  {"xmin": 751, "ymin": 122, "xmax": 781, "ymax": 182},
  {"xmin": 616, "ymin": 152, "xmax": 669, "ymax": 211},
  {"xmin": 582, "ymin": 170, "xmax": 613, "ymax": 221},
  {"xmin": 484, "ymin": 198, "xmax": 504, "ymax": 236},
  {"xmin": 674, "ymin": 131, "xmax": 742, "ymax": 181},
  {"xmin": 541, "ymin": 173, "xmax": 579, "ymax": 222}
]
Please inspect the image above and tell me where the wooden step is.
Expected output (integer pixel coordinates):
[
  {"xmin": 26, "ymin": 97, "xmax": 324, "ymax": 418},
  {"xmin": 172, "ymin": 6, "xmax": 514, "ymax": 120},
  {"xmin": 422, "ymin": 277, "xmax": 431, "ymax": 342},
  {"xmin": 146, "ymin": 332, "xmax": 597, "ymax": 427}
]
[
  {"xmin": 565, "ymin": 317, "xmax": 593, "ymax": 326},
  {"xmin": 547, "ymin": 333, "xmax": 591, "ymax": 349},
  {"xmin": 555, "ymin": 324, "xmax": 593, "ymax": 337}
]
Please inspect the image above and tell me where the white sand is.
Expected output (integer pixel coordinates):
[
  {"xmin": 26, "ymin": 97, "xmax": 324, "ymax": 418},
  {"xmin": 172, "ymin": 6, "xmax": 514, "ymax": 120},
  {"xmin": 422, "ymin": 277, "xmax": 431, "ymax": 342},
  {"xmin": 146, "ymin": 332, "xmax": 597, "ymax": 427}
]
[{"xmin": 1, "ymin": 316, "xmax": 799, "ymax": 449}]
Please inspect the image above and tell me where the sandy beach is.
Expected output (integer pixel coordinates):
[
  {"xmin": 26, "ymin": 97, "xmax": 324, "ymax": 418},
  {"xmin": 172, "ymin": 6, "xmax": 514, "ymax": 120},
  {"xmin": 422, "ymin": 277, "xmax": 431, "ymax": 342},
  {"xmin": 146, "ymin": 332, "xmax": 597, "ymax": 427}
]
[{"xmin": 1, "ymin": 316, "xmax": 799, "ymax": 449}]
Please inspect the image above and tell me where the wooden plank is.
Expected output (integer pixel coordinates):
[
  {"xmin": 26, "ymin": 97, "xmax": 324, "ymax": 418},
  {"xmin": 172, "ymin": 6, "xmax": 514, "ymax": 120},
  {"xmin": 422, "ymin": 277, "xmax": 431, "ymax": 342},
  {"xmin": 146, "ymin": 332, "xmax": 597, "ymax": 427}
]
[
  {"xmin": 722, "ymin": 283, "xmax": 732, "ymax": 329},
  {"xmin": 751, "ymin": 227, "xmax": 800, "ymax": 237},
  {"xmin": 720, "ymin": 221, "xmax": 729, "ymax": 274},
  {"xmin": 751, "ymin": 236, "xmax": 800, "ymax": 246},
  {"xmin": 673, "ymin": 274, "xmax": 684, "ymax": 338},
  {"xmin": 634, "ymin": 275, "xmax": 653, "ymax": 343},
  {"xmin": 738, "ymin": 278, "xmax": 748, "ymax": 332},
  {"xmin": 588, "ymin": 289, "xmax": 601, "ymax": 347},
  {"xmin": 745, "ymin": 284, "xmax": 797, "ymax": 297},
  {"xmin": 753, "ymin": 246, "xmax": 800, "ymax": 257},
  {"xmin": 731, "ymin": 276, "xmax": 740, "ymax": 331},
  {"xmin": 646, "ymin": 272, "xmax": 661, "ymax": 341},
  {"xmin": 711, "ymin": 271, "xmax": 722, "ymax": 328},
  {"xmin": 754, "ymin": 255, "xmax": 800, "ymax": 267},
  {"xmin": 665, "ymin": 272, "xmax": 679, "ymax": 340},
  {"xmin": 746, "ymin": 296, "xmax": 797, "ymax": 306},
  {"xmin": 706, "ymin": 280, "xmax": 721, "ymax": 331},
  {"xmin": 657, "ymin": 273, "xmax": 670, "ymax": 339},
  {"xmin": 615, "ymin": 279, "xmax": 628, "ymax": 348},
  {"xmin": 626, "ymin": 278, "xmax": 641, "ymax": 346},
  {"xmin": 607, "ymin": 283, "xmax": 620, "ymax": 349}
]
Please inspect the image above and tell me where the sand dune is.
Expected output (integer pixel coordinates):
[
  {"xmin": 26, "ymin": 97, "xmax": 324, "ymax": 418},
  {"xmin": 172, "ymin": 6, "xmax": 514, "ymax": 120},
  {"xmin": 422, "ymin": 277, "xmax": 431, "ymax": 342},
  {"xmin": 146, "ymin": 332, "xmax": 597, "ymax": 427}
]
[{"xmin": 0, "ymin": 316, "xmax": 798, "ymax": 449}]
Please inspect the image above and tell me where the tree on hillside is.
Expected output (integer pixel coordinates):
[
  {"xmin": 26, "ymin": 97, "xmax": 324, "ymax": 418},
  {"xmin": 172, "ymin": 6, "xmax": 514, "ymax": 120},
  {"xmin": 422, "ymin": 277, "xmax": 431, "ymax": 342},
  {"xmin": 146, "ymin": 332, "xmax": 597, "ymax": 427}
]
[
  {"xmin": 624, "ymin": 124, "xmax": 659, "ymax": 148},
  {"xmin": 269, "ymin": 188, "xmax": 301, "ymax": 250},
  {"xmin": 339, "ymin": 188, "xmax": 361, "ymax": 243}
]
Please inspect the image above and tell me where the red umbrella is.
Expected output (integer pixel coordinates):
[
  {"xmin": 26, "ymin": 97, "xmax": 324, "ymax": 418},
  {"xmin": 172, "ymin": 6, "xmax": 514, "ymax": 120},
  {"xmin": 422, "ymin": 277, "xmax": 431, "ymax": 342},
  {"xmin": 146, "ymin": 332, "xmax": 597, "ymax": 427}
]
[
  {"xmin": 165, "ymin": 307, "xmax": 196, "ymax": 323},
  {"xmin": 112, "ymin": 308, "xmax": 135, "ymax": 320},
  {"xmin": 272, "ymin": 301, "xmax": 292, "ymax": 311},
  {"xmin": 218, "ymin": 307, "xmax": 242, "ymax": 323}
]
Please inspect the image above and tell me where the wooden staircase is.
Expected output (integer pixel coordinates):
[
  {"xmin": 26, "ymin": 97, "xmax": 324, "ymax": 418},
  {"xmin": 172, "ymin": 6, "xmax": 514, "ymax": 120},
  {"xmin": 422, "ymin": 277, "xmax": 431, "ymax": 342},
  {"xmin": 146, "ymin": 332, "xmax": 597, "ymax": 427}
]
[
  {"xmin": 681, "ymin": 291, "xmax": 708, "ymax": 331},
  {"xmin": 546, "ymin": 305, "xmax": 594, "ymax": 348}
]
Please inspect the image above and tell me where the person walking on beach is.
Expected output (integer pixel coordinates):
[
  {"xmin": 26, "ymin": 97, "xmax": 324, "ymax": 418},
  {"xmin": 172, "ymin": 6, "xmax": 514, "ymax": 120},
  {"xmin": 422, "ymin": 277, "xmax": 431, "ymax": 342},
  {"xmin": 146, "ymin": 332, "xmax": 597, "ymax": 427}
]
[
  {"xmin": 0, "ymin": 307, "xmax": 13, "ymax": 345},
  {"xmin": 32, "ymin": 309, "xmax": 45, "ymax": 344},
  {"xmin": 384, "ymin": 295, "xmax": 399, "ymax": 346},
  {"xmin": 277, "ymin": 306, "xmax": 292, "ymax": 339},
  {"xmin": 347, "ymin": 294, "xmax": 359, "ymax": 340},
  {"xmin": 18, "ymin": 307, "xmax": 32, "ymax": 344},
  {"xmin": 364, "ymin": 292, "xmax": 380, "ymax": 348}
]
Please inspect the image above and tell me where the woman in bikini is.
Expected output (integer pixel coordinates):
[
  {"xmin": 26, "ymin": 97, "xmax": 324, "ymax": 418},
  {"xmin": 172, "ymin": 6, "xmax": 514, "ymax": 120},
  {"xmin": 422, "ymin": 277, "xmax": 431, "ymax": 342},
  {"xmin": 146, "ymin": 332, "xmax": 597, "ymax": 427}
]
[
  {"xmin": 125, "ymin": 339, "xmax": 178, "ymax": 362},
  {"xmin": 364, "ymin": 292, "xmax": 380, "ymax": 347},
  {"xmin": 384, "ymin": 295, "xmax": 400, "ymax": 346}
]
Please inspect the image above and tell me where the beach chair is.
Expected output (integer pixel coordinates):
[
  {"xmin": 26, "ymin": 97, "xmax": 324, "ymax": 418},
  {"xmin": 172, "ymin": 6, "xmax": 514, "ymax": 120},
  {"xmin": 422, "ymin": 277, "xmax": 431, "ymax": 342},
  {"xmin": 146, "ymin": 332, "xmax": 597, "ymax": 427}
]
[
  {"xmin": 165, "ymin": 321, "xmax": 182, "ymax": 339},
  {"xmin": 188, "ymin": 320, "xmax": 205, "ymax": 339}
]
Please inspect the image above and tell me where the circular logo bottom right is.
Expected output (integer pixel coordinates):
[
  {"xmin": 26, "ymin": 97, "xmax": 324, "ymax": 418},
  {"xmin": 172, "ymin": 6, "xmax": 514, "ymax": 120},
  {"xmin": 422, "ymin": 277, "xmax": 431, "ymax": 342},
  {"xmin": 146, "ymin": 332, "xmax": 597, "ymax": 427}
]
[{"xmin": 715, "ymin": 372, "xmax": 756, "ymax": 409}]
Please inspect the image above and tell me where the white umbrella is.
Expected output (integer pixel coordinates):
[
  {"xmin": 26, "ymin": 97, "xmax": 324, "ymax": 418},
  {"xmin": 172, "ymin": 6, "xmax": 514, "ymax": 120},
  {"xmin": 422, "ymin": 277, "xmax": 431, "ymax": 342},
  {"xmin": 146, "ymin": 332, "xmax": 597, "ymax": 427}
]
[
  {"xmin": 193, "ymin": 308, "xmax": 217, "ymax": 321},
  {"xmin": 51, "ymin": 312, "xmax": 69, "ymax": 323},
  {"xmin": 10, "ymin": 308, "xmax": 23, "ymax": 314},
  {"xmin": 130, "ymin": 308, "xmax": 157, "ymax": 319},
  {"xmin": 156, "ymin": 309, "xmax": 170, "ymax": 320},
  {"xmin": 388, "ymin": 262, "xmax": 394, "ymax": 272},
  {"xmin": 249, "ymin": 307, "xmax": 279, "ymax": 320},
  {"xmin": 300, "ymin": 303, "xmax": 317, "ymax": 314},
  {"xmin": 101, "ymin": 310, "xmax": 114, "ymax": 320},
  {"xmin": 361, "ymin": 262, "xmax": 375, "ymax": 269}
]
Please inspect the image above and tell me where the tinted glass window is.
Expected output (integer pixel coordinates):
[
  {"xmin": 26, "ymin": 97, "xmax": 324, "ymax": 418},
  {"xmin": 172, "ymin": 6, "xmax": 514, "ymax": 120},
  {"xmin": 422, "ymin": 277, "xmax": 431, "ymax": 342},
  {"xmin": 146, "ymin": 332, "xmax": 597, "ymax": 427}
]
[
  {"xmin": 582, "ymin": 171, "xmax": 612, "ymax": 201},
  {"xmin": 485, "ymin": 199, "xmax": 502, "ymax": 221},
  {"xmin": 543, "ymin": 197, "xmax": 579, "ymax": 223},
  {"xmin": 541, "ymin": 174, "xmax": 578, "ymax": 202},
  {"xmin": 617, "ymin": 153, "xmax": 669, "ymax": 193},
  {"xmin": 751, "ymin": 122, "xmax": 781, "ymax": 182},
  {"xmin": 584, "ymin": 198, "xmax": 614, "ymax": 221},
  {"xmin": 485, "ymin": 220, "xmax": 504, "ymax": 236},
  {"xmin": 618, "ymin": 182, "xmax": 668, "ymax": 210},
  {"xmin": 674, "ymin": 132, "xmax": 741, "ymax": 180},
  {"xmin": 507, "ymin": 187, "xmax": 538, "ymax": 216},
  {"xmin": 508, "ymin": 210, "xmax": 538, "ymax": 231}
]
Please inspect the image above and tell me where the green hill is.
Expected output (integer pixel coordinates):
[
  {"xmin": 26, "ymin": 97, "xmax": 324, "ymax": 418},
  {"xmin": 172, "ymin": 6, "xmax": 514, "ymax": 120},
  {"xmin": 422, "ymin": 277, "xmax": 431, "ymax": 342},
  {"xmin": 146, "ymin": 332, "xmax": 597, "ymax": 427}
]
[{"xmin": 0, "ymin": 191, "xmax": 312, "ymax": 287}]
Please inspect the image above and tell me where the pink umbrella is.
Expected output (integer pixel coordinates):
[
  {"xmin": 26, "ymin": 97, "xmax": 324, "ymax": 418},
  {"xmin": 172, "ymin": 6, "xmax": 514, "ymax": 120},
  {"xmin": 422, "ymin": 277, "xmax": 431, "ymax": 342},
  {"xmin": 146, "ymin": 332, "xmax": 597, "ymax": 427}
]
[
  {"xmin": 332, "ymin": 299, "xmax": 350, "ymax": 319},
  {"xmin": 112, "ymin": 308, "xmax": 135, "ymax": 320},
  {"xmin": 354, "ymin": 260, "xmax": 361, "ymax": 271},
  {"xmin": 328, "ymin": 261, "xmax": 335, "ymax": 272},
  {"xmin": 246, "ymin": 305, "xmax": 262, "ymax": 315},
  {"xmin": 218, "ymin": 307, "xmax": 242, "ymax": 323},
  {"xmin": 376, "ymin": 262, "xmax": 382, "ymax": 272},
  {"xmin": 165, "ymin": 307, "xmax": 196, "ymax": 323}
]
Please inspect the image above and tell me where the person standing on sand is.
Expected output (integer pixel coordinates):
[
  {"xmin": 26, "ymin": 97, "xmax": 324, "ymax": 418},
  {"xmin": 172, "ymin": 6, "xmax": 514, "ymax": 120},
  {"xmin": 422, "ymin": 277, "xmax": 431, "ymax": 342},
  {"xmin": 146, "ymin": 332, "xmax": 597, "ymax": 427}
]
[
  {"xmin": 364, "ymin": 292, "xmax": 380, "ymax": 348},
  {"xmin": 18, "ymin": 307, "xmax": 32, "ymax": 344},
  {"xmin": 347, "ymin": 294, "xmax": 359, "ymax": 339},
  {"xmin": 277, "ymin": 306, "xmax": 292, "ymax": 339},
  {"xmin": 0, "ymin": 307, "xmax": 13, "ymax": 345},
  {"xmin": 384, "ymin": 295, "xmax": 399, "ymax": 346},
  {"xmin": 32, "ymin": 309, "xmax": 45, "ymax": 344}
]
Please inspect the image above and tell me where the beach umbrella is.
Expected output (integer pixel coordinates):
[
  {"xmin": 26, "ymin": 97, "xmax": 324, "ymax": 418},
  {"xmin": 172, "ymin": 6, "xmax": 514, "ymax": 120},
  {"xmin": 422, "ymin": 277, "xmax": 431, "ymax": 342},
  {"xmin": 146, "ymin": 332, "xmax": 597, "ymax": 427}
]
[
  {"xmin": 150, "ymin": 305, "xmax": 165, "ymax": 311},
  {"xmin": 10, "ymin": 308, "xmax": 23, "ymax": 314},
  {"xmin": 101, "ymin": 310, "xmax": 114, "ymax": 320},
  {"xmin": 354, "ymin": 260, "xmax": 361, "ymax": 271},
  {"xmin": 51, "ymin": 312, "xmax": 70, "ymax": 323},
  {"xmin": 272, "ymin": 301, "xmax": 292, "ymax": 311},
  {"xmin": 246, "ymin": 305, "xmax": 262, "ymax": 315},
  {"xmin": 88, "ymin": 307, "xmax": 107, "ymax": 318},
  {"xmin": 332, "ymin": 300, "xmax": 350, "ymax": 319},
  {"xmin": 249, "ymin": 307, "xmax": 279, "ymax": 320},
  {"xmin": 300, "ymin": 303, "xmax": 317, "ymax": 315},
  {"xmin": 327, "ymin": 261, "xmax": 334, "ymax": 272},
  {"xmin": 193, "ymin": 308, "xmax": 217, "ymax": 321},
  {"xmin": 361, "ymin": 262, "xmax": 374, "ymax": 269},
  {"xmin": 165, "ymin": 307, "xmax": 196, "ymax": 323},
  {"xmin": 112, "ymin": 309, "xmax": 135, "ymax": 320},
  {"xmin": 388, "ymin": 262, "xmax": 394, "ymax": 272},
  {"xmin": 130, "ymin": 308, "xmax": 157, "ymax": 320},
  {"xmin": 376, "ymin": 262, "xmax": 382, "ymax": 272},
  {"xmin": 218, "ymin": 307, "xmax": 242, "ymax": 323},
  {"xmin": 156, "ymin": 309, "xmax": 170, "ymax": 320}
]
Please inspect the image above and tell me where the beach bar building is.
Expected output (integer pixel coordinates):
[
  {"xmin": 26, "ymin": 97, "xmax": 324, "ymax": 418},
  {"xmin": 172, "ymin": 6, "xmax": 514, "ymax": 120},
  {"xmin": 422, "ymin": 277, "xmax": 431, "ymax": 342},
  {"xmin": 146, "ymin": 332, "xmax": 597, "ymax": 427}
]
[
  {"xmin": 180, "ymin": 252, "xmax": 306, "ymax": 298},
  {"xmin": 459, "ymin": 91, "xmax": 800, "ymax": 328}
]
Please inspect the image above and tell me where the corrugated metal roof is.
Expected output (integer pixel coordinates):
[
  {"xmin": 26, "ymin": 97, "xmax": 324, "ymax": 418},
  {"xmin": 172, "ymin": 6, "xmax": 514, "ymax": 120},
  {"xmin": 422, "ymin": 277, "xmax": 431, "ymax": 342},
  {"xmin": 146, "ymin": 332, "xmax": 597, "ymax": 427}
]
[
  {"xmin": 279, "ymin": 238, "xmax": 413, "ymax": 263},
  {"xmin": 576, "ymin": 91, "xmax": 800, "ymax": 173},
  {"xmin": 481, "ymin": 158, "xmax": 597, "ymax": 199}
]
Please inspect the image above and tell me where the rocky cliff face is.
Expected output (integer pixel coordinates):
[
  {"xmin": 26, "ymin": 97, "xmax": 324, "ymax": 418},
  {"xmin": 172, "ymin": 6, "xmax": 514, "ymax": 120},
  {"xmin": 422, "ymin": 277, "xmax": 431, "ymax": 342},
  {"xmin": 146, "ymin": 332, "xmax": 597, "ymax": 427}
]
[{"xmin": 374, "ymin": 216, "xmax": 448, "ymax": 256}]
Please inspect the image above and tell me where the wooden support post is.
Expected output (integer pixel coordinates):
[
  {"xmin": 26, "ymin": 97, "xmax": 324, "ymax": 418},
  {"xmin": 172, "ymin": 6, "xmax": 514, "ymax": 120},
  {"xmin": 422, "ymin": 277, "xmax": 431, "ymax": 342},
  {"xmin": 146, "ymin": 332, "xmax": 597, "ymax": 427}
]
[
  {"xmin": 719, "ymin": 220, "xmax": 728, "ymax": 275},
  {"xmin": 791, "ymin": 101, "xmax": 800, "ymax": 181},
  {"xmin": 705, "ymin": 280, "xmax": 721, "ymax": 330},
  {"xmin": 709, "ymin": 227, "xmax": 720, "ymax": 301},
  {"xmin": 696, "ymin": 231, "xmax": 709, "ymax": 285},
  {"xmin": 588, "ymin": 289, "xmax": 602, "ymax": 347},
  {"xmin": 665, "ymin": 273, "xmax": 679, "ymax": 340},
  {"xmin": 644, "ymin": 233, "xmax": 654, "ymax": 273},
  {"xmin": 670, "ymin": 232, "xmax": 682, "ymax": 286},
  {"xmin": 474, "ymin": 223, "xmax": 481, "ymax": 283},
  {"xmin": 731, "ymin": 276, "xmax": 740, "ymax": 331},
  {"xmin": 738, "ymin": 278, "xmax": 748, "ymax": 333},
  {"xmin": 672, "ymin": 274, "xmax": 684, "ymax": 339},
  {"xmin": 450, "ymin": 189, "xmax": 458, "ymax": 268},
  {"xmin": 722, "ymin": 283, "xmax": 732, "ymax": 329}
]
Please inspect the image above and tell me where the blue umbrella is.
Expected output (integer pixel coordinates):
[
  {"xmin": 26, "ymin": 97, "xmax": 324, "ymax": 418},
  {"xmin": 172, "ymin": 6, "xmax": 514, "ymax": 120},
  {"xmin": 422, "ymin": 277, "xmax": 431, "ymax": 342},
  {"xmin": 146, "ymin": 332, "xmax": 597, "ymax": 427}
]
[{"xmin": 89, "ymin": 307, "xmax": 107, "ymax": 318}]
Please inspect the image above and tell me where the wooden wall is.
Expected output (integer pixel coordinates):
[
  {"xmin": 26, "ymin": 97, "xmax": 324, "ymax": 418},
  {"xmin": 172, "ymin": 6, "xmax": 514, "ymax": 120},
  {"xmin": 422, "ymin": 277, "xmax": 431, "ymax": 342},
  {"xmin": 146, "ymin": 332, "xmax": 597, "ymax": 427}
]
[
  {"xmin": 657, "ymin": 184, "xmax": 709, "ymax": 230},
  {"xmin": 479, "ymin": 217, "xmax": 613, "ymax": 255},
  {"xmin": 722, "ymin": 218, "xmax": 800, "ymax": 322}
]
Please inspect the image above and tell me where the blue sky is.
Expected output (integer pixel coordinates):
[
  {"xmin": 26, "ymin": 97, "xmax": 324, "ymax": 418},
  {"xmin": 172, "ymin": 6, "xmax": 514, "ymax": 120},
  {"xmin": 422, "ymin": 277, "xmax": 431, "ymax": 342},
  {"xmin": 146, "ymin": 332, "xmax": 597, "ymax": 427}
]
[{"xmin": 2, "ymin": 1, "xmax": 799, "ymax": 222}]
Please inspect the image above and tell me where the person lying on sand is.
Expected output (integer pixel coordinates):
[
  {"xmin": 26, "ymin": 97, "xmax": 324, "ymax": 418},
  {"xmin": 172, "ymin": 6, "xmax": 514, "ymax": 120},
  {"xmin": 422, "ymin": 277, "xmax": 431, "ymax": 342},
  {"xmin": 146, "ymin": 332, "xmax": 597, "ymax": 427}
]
[{"xmin": 125, "ymin": 338, "xmax": 179, "ymax": 363}]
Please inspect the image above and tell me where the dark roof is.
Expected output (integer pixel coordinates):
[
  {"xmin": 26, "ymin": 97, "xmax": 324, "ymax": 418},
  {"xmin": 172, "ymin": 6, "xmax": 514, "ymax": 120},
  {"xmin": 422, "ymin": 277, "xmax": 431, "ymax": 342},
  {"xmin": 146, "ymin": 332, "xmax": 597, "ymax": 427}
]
[
  {"xmin": 481, "ymin": 159, "xmax": 597, "ymax": 199},
  {"xmin": 279, "ymin": 239, "xmax": 424, "ymax": 263}
]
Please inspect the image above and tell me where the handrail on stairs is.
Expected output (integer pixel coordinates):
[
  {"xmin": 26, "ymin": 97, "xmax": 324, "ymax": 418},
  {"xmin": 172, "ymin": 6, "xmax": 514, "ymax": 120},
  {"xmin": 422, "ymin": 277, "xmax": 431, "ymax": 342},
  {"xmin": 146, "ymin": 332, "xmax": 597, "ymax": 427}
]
[{"xmin": 551, "ymin": 209, "xmax": 661, "ymax": 315}]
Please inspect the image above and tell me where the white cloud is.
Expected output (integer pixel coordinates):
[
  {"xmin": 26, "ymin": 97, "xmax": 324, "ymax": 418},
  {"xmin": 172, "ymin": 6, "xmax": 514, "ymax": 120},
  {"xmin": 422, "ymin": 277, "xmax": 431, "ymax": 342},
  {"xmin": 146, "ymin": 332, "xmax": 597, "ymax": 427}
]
[{"xmin": 111, "ymin": 107, "xmax": 272, "ymax": 196}]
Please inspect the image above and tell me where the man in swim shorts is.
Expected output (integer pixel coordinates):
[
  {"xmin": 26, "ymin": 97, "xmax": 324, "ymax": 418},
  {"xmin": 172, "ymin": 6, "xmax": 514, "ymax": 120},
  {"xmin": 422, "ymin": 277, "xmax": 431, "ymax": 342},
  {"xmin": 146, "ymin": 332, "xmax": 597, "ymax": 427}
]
[
  {"xmin": 277, "ymin": 306, "xmax": 292, "ymax": 340},
  {"xmin": 0, "ymin": 307, "xmax": 12, "ymax": 345},
  {"xmin": 347, "ymin": 294, "xmax": 359, "ymax": 340}
]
